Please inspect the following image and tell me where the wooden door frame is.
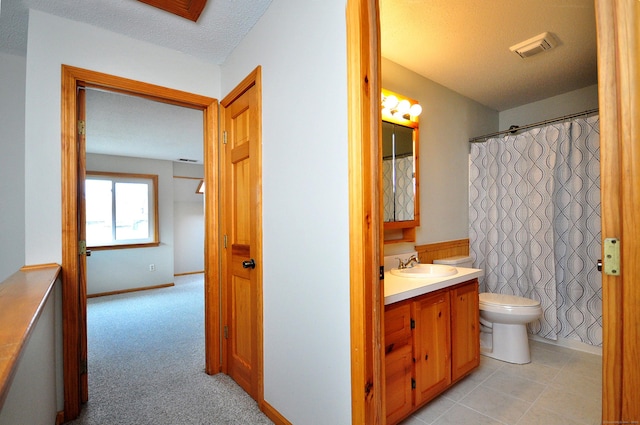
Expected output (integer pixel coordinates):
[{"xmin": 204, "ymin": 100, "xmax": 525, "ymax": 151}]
[
  {"xmin": 596, "ymin": 0, "xmax": 639, "ymax": 421},
  {"xmin": 346, "ymin": 1, "xmax": 384, "ymax": 423},
  {"xmin": 219, "ymin": 66, "xmax": 264, "ymax": 405},
  {"xmin": 61, "ymin": 65, "xmax": 218, "ymax": 421},
  {"xmin": 349, "ymin": 0, "xmax": 639, "ymax": 422}
]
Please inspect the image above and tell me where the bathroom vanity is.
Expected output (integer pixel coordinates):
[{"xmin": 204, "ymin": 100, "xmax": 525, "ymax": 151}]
[{"xmin": 384, "ymin": 268, "xmax": 483, "ymax": 424}]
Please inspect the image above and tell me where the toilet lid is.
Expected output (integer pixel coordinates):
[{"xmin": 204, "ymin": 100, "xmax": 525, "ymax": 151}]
[{"xmin": 479, "ymin": 292, "xmax": 541, "ymax": 307}]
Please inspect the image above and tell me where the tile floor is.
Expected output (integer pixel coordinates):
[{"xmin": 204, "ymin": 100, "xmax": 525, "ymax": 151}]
[{"xmin": 400, "ymin": 340, "xmax": 602, "ymax": 425}]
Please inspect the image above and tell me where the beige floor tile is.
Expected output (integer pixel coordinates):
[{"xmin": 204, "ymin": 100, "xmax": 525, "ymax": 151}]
[
  {"xmin": 440, "ymin": 374, "xmax": 485, "ymax": 402},
  {"xmin": 551, "ymin": 368, "xmax": 601, "ymax": 400},
  {"xmin": 529, "ymin": 344, "xmax": 571, "ymax": 369},
  {"xmin": 431, "ymin": 404, "xmax": 503, "ymax": 425},
  {"xmin": 534, "ymin": 386, "xmax": 602, "ymax": 424},
  {"xmin": 408, "ymin": 396, "xmax": 456, "ymax": 424},
  {"xmin": 483, "ymin": 370, "xmax": 547, "ymax": 402},
  {"xmin": 517, "ymin": 405, "xmax": 585, "ymax": 425},
  {"xmin": 500, "ymin": 360, "xmax": 561, "ymax": 384},
  {"xmin": 460, "ymin": 385, "xmax": 532, "ymax": 424}
]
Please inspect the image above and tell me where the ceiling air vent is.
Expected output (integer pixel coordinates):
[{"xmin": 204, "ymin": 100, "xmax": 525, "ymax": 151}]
[
  {"xmin": 178, "ymin": 158, "xmax": 198, "ymax": 163},
  {"xmin": 510, "ymin": 32, "xmax": 558, "ymax": 58}
]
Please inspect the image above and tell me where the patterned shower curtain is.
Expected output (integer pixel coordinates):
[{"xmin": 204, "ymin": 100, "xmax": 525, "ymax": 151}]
[{"xmin": 469, "ymin": 115, "xmax": 602, "ymax": 346}]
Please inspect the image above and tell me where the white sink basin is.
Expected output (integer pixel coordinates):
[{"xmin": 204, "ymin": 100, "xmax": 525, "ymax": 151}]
[{"xmin": 390, "ymin": 264, "xmax": 458, "ymax": 278}]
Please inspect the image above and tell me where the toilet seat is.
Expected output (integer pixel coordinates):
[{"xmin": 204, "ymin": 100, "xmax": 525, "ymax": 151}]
[{"xmin": 479, "ymin": 293, "xmax": 542, "ymax": 314}]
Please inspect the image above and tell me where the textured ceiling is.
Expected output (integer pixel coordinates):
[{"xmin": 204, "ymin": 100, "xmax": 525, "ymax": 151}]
[
  {"xmin": 0, "ymin": 0, "xmax": 598, "ymax": 162},
  {"xmin": 0, "ymin": 0, "xmax": 272, "ymax": 63},
  {"xmin": 381, "ymin": 0, "xmax": 598, "ymax": 111}
]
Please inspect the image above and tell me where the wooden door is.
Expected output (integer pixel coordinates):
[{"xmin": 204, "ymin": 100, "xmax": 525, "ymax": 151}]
[
  {"xmin": 76, "ymin": 85, "xmax": 89, "ymax": 403},
  {"xmin": 384, "ymin": 303, "xmax": 413, "ymax": 424},
  {"xmin": 450, "ymin": 280, "xmax": 479, "ymax": 382},
  {"xmin": 221, "ymin": 68, "xmax": 262, "ymax": 401},
  {"xmin": 595, "ymin": 0, "xmax": 639, "ymax": 420},
  {"xmin": 413, "ymin": 292, "xmax": 451, "ymax": 405}
]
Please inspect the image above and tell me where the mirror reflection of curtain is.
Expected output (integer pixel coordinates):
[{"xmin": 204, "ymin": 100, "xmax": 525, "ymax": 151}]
[{"xmin": 383, "ymin": 156, "xmax": 414, "ymax": 222}]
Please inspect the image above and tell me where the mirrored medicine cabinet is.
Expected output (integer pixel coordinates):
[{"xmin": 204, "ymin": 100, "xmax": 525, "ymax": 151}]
[{"xmin": 381, "ymin": 89, "xmax": 421, "ymax": 244}]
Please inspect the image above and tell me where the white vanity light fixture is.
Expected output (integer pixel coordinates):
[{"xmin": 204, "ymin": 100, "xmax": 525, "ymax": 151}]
[{"xmin": 381, "ymin": 89, "xmax": 422, "ymax": 122}]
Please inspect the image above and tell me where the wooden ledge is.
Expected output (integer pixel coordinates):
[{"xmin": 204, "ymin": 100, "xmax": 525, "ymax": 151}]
[{"xmin": 0, "ymin": 264, "xmax": 61, "ymax": 409}]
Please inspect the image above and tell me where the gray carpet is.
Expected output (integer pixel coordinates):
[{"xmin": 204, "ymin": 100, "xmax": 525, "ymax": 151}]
[{"xmin": 68, "ymin": 274, "xmax": 273, "ymax": 425}]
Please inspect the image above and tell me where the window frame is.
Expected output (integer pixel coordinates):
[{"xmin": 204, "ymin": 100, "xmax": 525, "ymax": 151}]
[{"xmin": 85, "ymin": 171, "xmax": 160, "ymax": 250}]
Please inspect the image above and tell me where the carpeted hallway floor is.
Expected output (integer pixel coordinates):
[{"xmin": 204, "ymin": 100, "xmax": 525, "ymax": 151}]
[{"xmin": 67, "ymin": 273, "xmax": 273, "ymax": 425}]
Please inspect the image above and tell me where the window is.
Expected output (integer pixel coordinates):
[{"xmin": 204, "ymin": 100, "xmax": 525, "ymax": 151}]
[{"xmin": 86, "ymin": 172, "xmax": 159, "ymax": 249}]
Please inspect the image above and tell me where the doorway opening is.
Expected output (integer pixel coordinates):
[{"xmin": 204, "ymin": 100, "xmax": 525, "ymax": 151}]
[{"xmin": 60, "ymin": 65, "xmax": 219, "ymax": 421}]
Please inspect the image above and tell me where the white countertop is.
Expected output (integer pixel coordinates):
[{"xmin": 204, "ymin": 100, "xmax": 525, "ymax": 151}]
[{"xmin": 384, "ymin": 267, "xmax": 484, "ymax": 305}]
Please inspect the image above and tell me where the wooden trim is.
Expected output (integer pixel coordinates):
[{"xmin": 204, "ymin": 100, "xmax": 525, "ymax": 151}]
[
  {"xmin": 20, "ymin": 263, "xmax": 61, "ymax": 271},
  {"xmin": 173, "ymin": 175, "xmax": 204, "ymax": 180},
  {"xmin": 61, "ymin": 65, "xmax": 218, "ymax": 421},
  {"xmin": 415, "ymin": 239, "xmax": 470, "ymax": 265},
  {"xmin": 55, "ymin": 411, "xmax": 65, "ymax": 425},
  {"xmin": 86, "ymin": 282, "xmax": 174, "ymax": 298},
  {"xmin": 347, "ymin": 1, "xmax": 383, "ymax": 423},
  {"xmin": 596, "ymin": 0, "xmax": 640, "ymax": 421},
  {"xmin": 174, "ymin": 270, "xmax": 205, "ymax": 277},
  {"xmin": 137, "ymin": 0, "xmax": 207, "ymax": 22},
  {"xmin": 0, "ymin": 265, "xmax": 61, "ymax": 410},
  {"xmin": 261, "ymin": 400, "xmax": 292, "ymax": 425}
]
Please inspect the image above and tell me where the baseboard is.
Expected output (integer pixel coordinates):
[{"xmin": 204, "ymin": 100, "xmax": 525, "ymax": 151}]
[
  {"xmin": 56, "ymin": 411, "xmax": 64, "ymax": 425},
  {"xmin": 87, "ymin": 282, "xmax": 175, "ymax": 298},
  {"xmin": 261, "ymin": 400, "xmax": 292, "ymax": 425},
  {"xmin": 174, "ymin": 270, "xmax": 204, "ymax": 277},
  {"xmin": 530, "ymin": 334, "xmax": 603, "ymax": 356}
]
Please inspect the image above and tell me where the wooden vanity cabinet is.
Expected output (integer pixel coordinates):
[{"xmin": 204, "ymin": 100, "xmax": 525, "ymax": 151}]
[
  {"xmin": 451, "ymin": 281, "xmax": 480, "ymax": 381},
  {"xmin": 413, "ymin": 291, "xmax": 451, "ymax": 405},
  {"xmin": 384, "ymin": 279, "xmax": 479, "ymax": 424}
]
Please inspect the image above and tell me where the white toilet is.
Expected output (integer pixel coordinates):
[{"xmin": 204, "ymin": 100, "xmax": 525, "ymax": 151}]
[
  {"xmin": 478, "ymin": 293, "xmax": 543, "ymax": 364},
  {"xmin": 433, "ymin": 255, "xmax": 543, "ymax": 364}
]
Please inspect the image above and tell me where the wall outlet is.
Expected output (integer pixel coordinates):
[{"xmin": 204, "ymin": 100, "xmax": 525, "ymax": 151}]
[{"xmin": 149, "ymin": 264, "xmax": 156, "ymax": 272}]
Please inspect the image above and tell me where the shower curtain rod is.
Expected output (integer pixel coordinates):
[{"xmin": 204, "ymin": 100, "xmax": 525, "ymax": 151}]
[{"xmin": 468, "ymin": 108, "xmax": 599, "ymax": 144}]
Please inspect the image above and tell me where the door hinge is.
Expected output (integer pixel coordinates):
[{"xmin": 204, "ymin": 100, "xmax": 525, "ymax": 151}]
[
  {"xmin": 223, "ymin": 131, "xmax": 228, "ymax": 144},
  {"xmin": 410, "ymin": 318, "xmax": 416, "ymax": 329},
  {"xmin": 81, "ymin": 359, "xmax": 88, "ymax": 375},
  {"xmin": 77, "ymin": 120, "xmax": 86, "ymax": 136},
  {"xmin": 379, "ymin": 266, "xmax": 384, "ymax": 280},
  {"xmin": 79, "ymin": 240, "xmax": 87, "ymax": 256},
  {"xmin": 224, "ymin": 325, "xmax": 229, "ymax": 339},
  {"xmin": 603, "ymin": 237, "xmax": 621, "ymax": 276},
  {"xmin": 223, "ymin": 234, "xmax": 228, "ymax": 249}
]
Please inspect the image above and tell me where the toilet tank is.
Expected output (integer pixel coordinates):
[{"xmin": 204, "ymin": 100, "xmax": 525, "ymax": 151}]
[{"xmin": 433, "ymin": 255, "xmax": 474, "ymax": 268}]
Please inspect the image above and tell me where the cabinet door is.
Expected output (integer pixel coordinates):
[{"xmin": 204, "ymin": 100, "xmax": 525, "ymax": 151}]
[
  {"xmin": 413, "ymin": 292, "xmax": 451, "ymax": 405},
  {"xmin": 451, "ymin": 280, "xmax": 480, "ymax": 381},
  {"xmin": 384, "ymin": 303, "xmax": 413, "ymax": 424}
]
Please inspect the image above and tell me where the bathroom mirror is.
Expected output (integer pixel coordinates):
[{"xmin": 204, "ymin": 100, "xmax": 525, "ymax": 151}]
[
  {"xmin": 383, "ymin": 121, "xmax": 415, "ymax": 222},
  {"xmin": 381, "ymin": 89, "xmax": 421, "ymax": 243}
]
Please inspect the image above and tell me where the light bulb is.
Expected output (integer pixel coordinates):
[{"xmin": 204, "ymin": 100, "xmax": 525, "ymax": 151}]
[
  {"xmin": 383, "ymin": 95, "xmax": 399, "ymax": 110},
  {"xmin": 397, "ymin": 99, "xmax": 411, "ymax": 115},
  {"xmin": 410, "ymin": 103, "xmax": 422, "ymax": 117}
]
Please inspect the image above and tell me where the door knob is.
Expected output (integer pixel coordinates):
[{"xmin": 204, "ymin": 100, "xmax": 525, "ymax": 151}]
[{"xmin": 242, "ymin": 259, "xmax": 256, "ymax": 269}]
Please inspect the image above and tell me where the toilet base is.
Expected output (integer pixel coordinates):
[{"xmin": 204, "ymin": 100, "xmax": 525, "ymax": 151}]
[{"xmin": 479, "ymin": 322, "xmax": 532, "ymax": 364}]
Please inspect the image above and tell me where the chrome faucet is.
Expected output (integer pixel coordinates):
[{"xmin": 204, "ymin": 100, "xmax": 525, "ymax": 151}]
[{"xmin": 397, "ymin": 255, "xmax": 420, "ymax": 269}]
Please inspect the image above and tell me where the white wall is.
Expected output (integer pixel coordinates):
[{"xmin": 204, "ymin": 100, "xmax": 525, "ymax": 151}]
[
  {"xmin": 0, "ymin": 52, "xmax": 26, "ymax": 281},
  {"xmin": 221, "ymin": 0, "xmax": 351, "ymax": 423},
  {"xmin": 0, "ymin": 280, "xmax": 60, "ymax": 425},
  {"xmin": 499, "ymin": 84, "xmax": 599, "ymax": 130},
  {"xmin": 173, "ymin": 163, "xmax": 204, "ymax": 275},
  {"xmin": 85, "ymin": 154, "xmax": 175, "ymax": 295},
  {"xmin": 382, "ymin": 58, "xmax": 498, "ymax": 255},
  {"xmin": 23, "ymin": 10, "xmax": 220, "ymax": 266}
]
